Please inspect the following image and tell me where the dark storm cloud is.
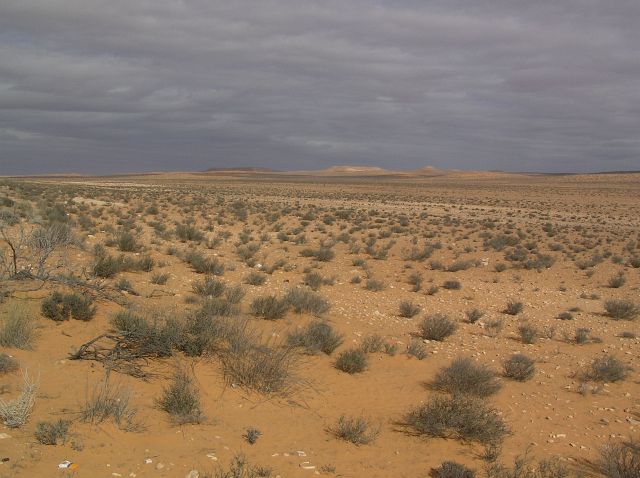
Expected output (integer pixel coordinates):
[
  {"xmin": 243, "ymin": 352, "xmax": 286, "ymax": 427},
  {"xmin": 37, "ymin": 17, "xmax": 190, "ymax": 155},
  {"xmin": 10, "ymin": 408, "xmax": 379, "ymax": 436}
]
[{"xmin": 0, "ymin": 0, "xmax": 639, "ymax": 174}]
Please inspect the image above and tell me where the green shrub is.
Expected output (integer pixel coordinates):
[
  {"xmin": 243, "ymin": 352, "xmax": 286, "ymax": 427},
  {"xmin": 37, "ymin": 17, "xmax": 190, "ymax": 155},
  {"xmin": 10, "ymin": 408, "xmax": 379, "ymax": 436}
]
[
  {"xmin": 335, "ymin": 348, "xmax": 368, "ymax": 374},
  {"xmin": 287, "ymin": 321, "xmax": 343, "ymax": 355},
  {"xmin": 360, "ymin": 334, "xmax": 385, "ymax": 353},
  {"xmin": 418, "ymin": 314, "xmax": 457, "ymax": 341},
  {"xmin": 432, "ymin": 357, "xmax": 501, "ymax": 397}
]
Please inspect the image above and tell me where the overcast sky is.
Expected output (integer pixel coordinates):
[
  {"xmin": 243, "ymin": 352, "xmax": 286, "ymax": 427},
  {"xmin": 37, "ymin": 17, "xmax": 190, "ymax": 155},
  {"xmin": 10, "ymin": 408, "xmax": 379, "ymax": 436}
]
[{"xmin": 1, "ymin": 1, "xmax": 639, "ymax": 174}]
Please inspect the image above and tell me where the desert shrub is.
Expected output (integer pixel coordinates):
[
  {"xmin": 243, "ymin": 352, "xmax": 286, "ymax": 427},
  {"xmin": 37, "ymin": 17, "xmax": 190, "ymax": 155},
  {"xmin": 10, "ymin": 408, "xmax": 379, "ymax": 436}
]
[
  {"xmin": 360, "ymin": 334, "xmax": 386, "ymax": 354},
  {"xmin": 384, "ymin": 342, "xmax": 398, "ymax": 356},
  {"xmin": 136, "ymin": 255, "xmax": 154, "ymax": 272},
  {"xmin": 433, "ymin": 461, "xmax": 476, "ymax": 478},
  {"xmin": 503, "ymin": 354, "xmax": 535, "ymax": 381},
  {"xmin": 608, "ymin": 273, "xmax": 626, "ymax": 289},
  {"xmin": 604, "ymin": 299, "xmax": 639, "ymax": 320},
  {"xmin": 426, "ymin": 285, "xmax": 439, "ymax": 295},
  {"xmin": 244, "ymin": 271, "xmax": 266, "ymax": 286},
  {"xmin": 504, "ymin": 301, "xmax": 524, "ymax": 315},
  {"xmin": 81, "ymin": 375, "xmax": 140, "ymax": 431},
  {"xmin": 92, "ymin": 253, "xmax": 122, "ymax": 278},
  {"xmin": 192, "ymin": 276, "xmax": 226, "ymax": 297},
  {"xmin": 211, "ymin": 453, "xmax": 273, "ymax": 478},
  {"xmin": 620, "ymin": 331, "xmax": 636, "ymax": 339},
  {"xmin": 157, "ymin": 367, "xmax": 203, "ymax": 424},
  {"xmin": 485, "ymin": 318, "xmax": 504, "ymax": 337},
  {"xmin": 418, "ymin": 314, "xmax": 457, "ymax": 341},
  {"xmin": 556, "ymin": 311, "xmax": 573, "ymax": 321},
  {"xmin": 600, "ymin": 438, "xmax": 640, "ymax": 478},
  {"xmin": 286, "ymin": 321, "xmax": 343, "ymax": 355},
  {"xmin": 175, "ymin": 223, "xmax": 204, "ymax": 242},
  {"xmin": 408, "ymin": 271, "xmax": 423, "ymax": 292},
  {"xmin": 0, "ymin": 353, "xmax": 19, "ymax": 374},
  {"xmin": 115, "ymin": 230, "xmax": 139, "ymax": 252},
  {"xmin": 151, "ymin": 272, "xmax": 170, "ymax": 285},
  {"xmin": 405, "ymin": 394, "xmax": 508, "ymax": 446},
  {"xmin": 335, "ymin": 348, "xmax": 368, "ymax": 374},
  {"xmin": 574, "ymin": 327, "xmax": 592, "ymax": 344},
  {"xmin": 406, "ymin": 340, "xmax": 427, "ymax": 360},
  {"xmin": 41, "ymin": 292, "xmax": 96, "ymax": 322},
  {"xmin": 304, "ymin": 271, "xmax": 323, "ymax": 291},
  {"xmin": 116, "ymin": 277, "xmax": 136, "ymax": 294},
  {"xmin": 0, "ymin": 303, "xmax": 36, "ymax": 349},
  {"xmin": 331, "ymin": 415, "xmax": 379, "ymax": 445},
  {"xmin": 285, "ymin": 288, "xmax": 330, "ymax": 316},
  {"xmin": 185, "ymin": 251, "xmax": 224, "ymax": 275},
  {"xmin": 365, "ymin": 279, "xmax": 385, "ymax": 291},
  {"xmin": 399, "ymin": 300, "xmax": 420, "ymax": 318},
  {"xmin": 494, "ymin": 263, "xmax": 508, "ymax": 272},
  {"xmin": 0, "ymin": 371, "xmax": 38, "ymax": 428},
  {"xmin": 582, "ymin": 355, "xmax": 631, "ymax": 382},
  {"xmin": 111, "ymin": 310, "xmax": 149, "ymax": 335},
  {"xmin": 35, "ymin": 419, "xmax": 71, "ymax": 445},
  {"xmin": 432, "ymin": 357, "xmax": 501, "ymax": 397},
  {"xmin": 220, "ymin": 339, "xmax": 298, "ymax": 395},
  {"xmin": 485, "ymin": 452, "xmax": 571, "ymax": 478},
  {"xmin": 244, "ymin": 427, "xmax": 262, "ymax": 444},
  {"xmin": 443, "ymin": 279, "xmax": 462, "ymax": 290},
  {"xmin": 250, "ymin": 295, "xmax": 289, "ymax": 320},
  {"xmin": 518, "ymin": 324, "xmax": 539, "ymax": 344},
  {"xmin": 448, "ymin": 260, "xmax": 472, "ymax": 272},
  {"xmin": 301, "ymin": 246, "xmax": 334, "ymax": 262},
  {"xmin": 466, "ymin": 308, "xmax": 484, "ymax": 324}
]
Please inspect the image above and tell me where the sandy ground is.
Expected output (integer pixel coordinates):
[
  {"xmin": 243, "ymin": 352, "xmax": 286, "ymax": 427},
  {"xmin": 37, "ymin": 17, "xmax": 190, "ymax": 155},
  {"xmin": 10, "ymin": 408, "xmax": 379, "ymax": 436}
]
[{"xmin": 0, "ymin": 172, "xmax": 638, "ymax": 477}]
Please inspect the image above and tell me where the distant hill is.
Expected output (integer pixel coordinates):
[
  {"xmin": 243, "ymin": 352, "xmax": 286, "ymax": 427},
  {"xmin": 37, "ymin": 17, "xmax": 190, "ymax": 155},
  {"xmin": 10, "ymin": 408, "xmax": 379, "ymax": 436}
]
[{"xmin": 203, "ymin": 167, "xmax": 278, "ymax": 173}]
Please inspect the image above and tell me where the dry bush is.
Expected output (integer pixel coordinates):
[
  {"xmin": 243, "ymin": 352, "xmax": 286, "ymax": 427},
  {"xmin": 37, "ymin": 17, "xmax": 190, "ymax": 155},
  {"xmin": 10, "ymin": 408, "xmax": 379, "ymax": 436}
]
[
  {"xmin": 35, "ymin": 419, "xmax": 71, "ymax": 445},
  {"xmin": 335, "ymin": 348, "xmax": 368, "ymax": 374},
  {"xmin": 41, "ymin": 291, "xmax": 96, "ymax": 322},
  {"xmin": 81, "ymin": 373, "xmax": 141, "ymax": 431},
  {"xmin": 331, "ymin": 415, "xmax": 379, "ymax": 445},
  {"xmin": 406, "ymin": 340, "xmax": 428, "ymax": 360},
  {"xmin": 399, "ymin": 300, "xmax": 420, "ymax": 318},
  {"xmin": 0, "ymin": 370, "xmax": 38, "ymax": 428},
  {"xmin": 405, "ymin": 394, "xmax": 508, "ymax": 446},
  {"xmin": 503, "ymin": 354, "xmax": 535, "ymax": 381},
  {"xmin": 581, "ymin": 355, "xmax": 631, "ymax": 382},
  {"xmin": 604, "ymin": 299, "xmax": 638, "ymax": 320},
  {"xmin": 418, "ymin": 314, "xmax": 457, "ymax": 341},
  {"xmin": 0, "ymin": 353, "xmax": 19, "ymax": 374},
  {"xmin": 432, "ymin": 357, "xmax": 502, "ymax": 397},
  {"xmin": 0, "ymin": 302, "xmax": 36, "ymax": 349},
  {"xmin": 285, "ymin": 288, "xmax": 330, "ymax": 316},
  {"xmin": 250, "ymin": 295, "xmax": 289, "ymax": 320},
  {"xmin": 244, "ymin": 271, "xmax": 266, "ymax": 286},
  {"xmin": 286, "ymin": 321, "xmax": 343, "ymax": 355},
  {"xmin": 485, "ymin": 451, "xmax": 571, "ymax": 478},
  {"xmin": 433, "ymin": 461, "xmax": 476, "ymax": 478},
  {"xmin": 504, "ymin": 301, "xmax": 524, "ymax": 315},
  {"xmin": 157, "ymin": 366, "xmax": 203, "ymax": 424},
  {"xmin": 600, "ymin": 438, "xmax": 640, "ymax": 478}
]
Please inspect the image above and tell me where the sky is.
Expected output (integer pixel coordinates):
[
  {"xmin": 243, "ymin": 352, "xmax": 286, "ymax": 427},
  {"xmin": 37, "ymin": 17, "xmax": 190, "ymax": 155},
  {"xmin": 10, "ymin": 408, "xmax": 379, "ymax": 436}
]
[{"xmin": 1, "ymin": 0, "xmax": 639, "ymax": 175}]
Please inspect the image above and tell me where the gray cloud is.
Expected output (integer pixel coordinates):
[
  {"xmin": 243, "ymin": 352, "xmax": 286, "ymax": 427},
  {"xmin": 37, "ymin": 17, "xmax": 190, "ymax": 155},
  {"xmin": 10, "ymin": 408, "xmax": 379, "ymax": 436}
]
[{"xmin": 1, "ymin": 0, "xmax": 639, "ymax": 174}]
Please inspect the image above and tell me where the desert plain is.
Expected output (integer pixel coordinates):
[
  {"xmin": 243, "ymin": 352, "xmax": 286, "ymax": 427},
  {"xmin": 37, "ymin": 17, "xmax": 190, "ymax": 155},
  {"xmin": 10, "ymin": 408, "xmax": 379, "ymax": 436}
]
[{"xmin": 0, "ymin": 168, "xmax": 638, "ymax": 478}]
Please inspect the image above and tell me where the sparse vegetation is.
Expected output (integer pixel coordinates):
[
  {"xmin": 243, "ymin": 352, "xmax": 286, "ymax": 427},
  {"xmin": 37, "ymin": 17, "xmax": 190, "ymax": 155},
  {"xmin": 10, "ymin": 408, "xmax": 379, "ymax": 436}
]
[
  {"xmin": 418, "ymin": 314, "xmax": 457, "ymax": 341},
  {"xmin": 331, "ymin": 415, "xmax": 379, "ymax": 445},
  {"xmin": 335, "ymin": 348, "xmax": 368, "ymax": 374},
  {"xmin": 503, "ymin": 354, "xmax": 535, "ymax": 381},
  {"xmin": 432, "ymin": 357, "xmax": 502, "ymax": 397}
]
